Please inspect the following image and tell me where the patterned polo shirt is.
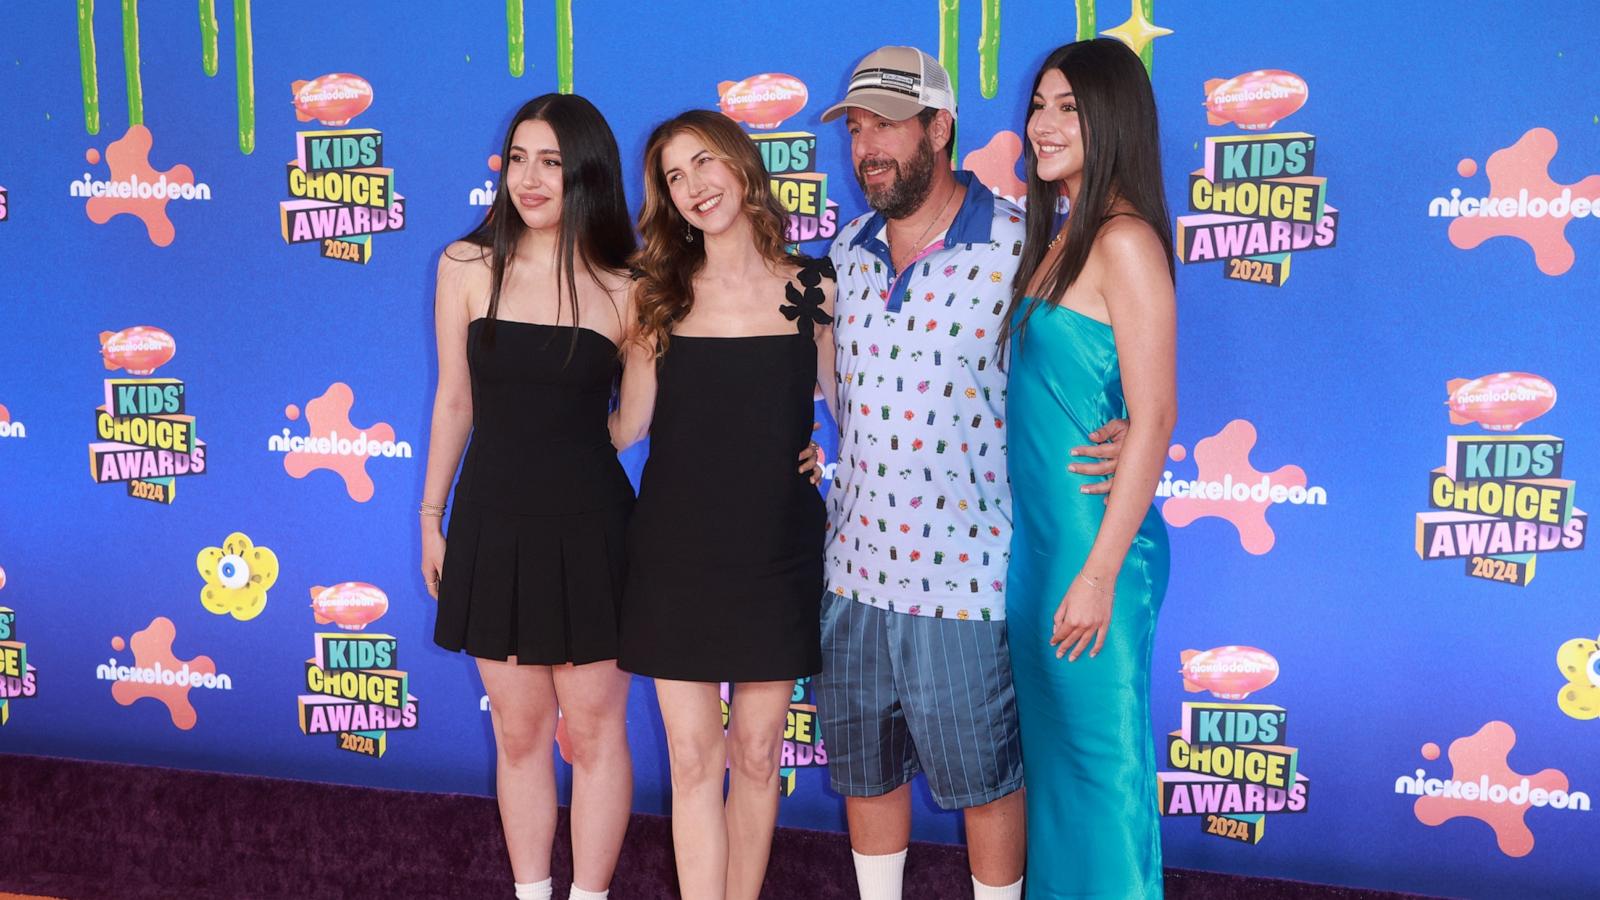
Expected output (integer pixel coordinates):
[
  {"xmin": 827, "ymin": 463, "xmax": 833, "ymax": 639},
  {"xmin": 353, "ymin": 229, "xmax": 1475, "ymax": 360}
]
[{"xmin": 825, "ymin": 170, "xmax": 1025, "ymax": 621}]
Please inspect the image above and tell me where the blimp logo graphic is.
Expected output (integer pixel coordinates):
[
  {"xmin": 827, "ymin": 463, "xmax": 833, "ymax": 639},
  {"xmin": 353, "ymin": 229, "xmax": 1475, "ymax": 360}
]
[
  {"xmin": 718, "ymin": 73, "xmax": 808, "ymax": 131},
  {"xmin": 1204, "ymin": 70, "xmax": 1308, "ymax": 131},
  {"xmin": 292, "ymin": 73, "xmax": 374, "ymax": 127},
  {"xmin": 1446, "ymin": 372, "xmax": 1557, "ymax": 432},
  {"xmin": 310, "ymin": 581, "xmax": 389, "ymax": 631},
  {"xmin": 1180, "ymin": 646, "xmax": 1280, "ymax": 700},
  {"xmin": 100, "ymin": 326, "xmax": 176, "ymax": 375}
]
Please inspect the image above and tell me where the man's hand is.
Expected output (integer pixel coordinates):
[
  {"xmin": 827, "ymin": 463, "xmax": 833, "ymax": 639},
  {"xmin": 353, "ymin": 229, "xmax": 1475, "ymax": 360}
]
[{"xmin": 1069, "ymin": 418, "xmax": 1129, "ymax": 496}]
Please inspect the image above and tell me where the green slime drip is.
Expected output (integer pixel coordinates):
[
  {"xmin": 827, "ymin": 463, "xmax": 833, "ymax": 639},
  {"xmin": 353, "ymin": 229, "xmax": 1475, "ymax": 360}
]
[
  {"xmin": 978, "ymin": 0, "xmax": 999, "ymax": 100},
  {"xmin": 555, "ymin": 0, "xmax": 573, "ymax": 94},
  {"xmin": 1139, "ymin": 0, "xmax": 1154, "ymax": 73},
  {"xmin": 234, "ymin": 0, "xmax": 254, "ymax": 154},
  {"xmin": 939, "ymin": 0, "xmax": 958, "ymax": 158},
  {"xmin": 507, "ymin": 0, "xmax": 524, "ymax": 77},
  {"xmin": 199, "ymin": 0, "xmax": 218, "ymax": 76},
  {"xmin": 1076, "ymin": 0, "xmax": 1095, "ymax": 40},
  {"xmin": 122, "ymin": 0, "xmax": 142, "ymax": 126},
  {"xmin": 78, "ymin": 0, "xmax": 99, "ymax": 134}
]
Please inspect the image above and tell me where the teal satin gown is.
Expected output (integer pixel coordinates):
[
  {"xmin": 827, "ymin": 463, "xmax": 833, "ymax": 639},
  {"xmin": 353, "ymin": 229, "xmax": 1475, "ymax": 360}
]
[{"xmin": 1006, "ymin": 301, "xmax": 1169, "ymax": 898}]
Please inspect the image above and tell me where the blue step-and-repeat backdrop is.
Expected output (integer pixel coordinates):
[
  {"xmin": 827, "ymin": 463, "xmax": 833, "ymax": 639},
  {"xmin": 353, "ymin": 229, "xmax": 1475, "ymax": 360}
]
[{"xmin": 1, "ymin": 3, "xmax": 1597, "ymax": 898}]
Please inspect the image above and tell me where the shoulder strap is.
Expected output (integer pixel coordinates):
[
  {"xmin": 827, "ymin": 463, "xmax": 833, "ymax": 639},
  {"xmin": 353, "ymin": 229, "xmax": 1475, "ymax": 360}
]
[{"xmin": 779, "ymin": 255, "xmax": 836, "ymax": 338}]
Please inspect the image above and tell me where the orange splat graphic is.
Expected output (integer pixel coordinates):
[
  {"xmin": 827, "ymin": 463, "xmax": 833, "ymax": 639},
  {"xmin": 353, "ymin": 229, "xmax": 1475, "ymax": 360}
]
[
  {"xmin": 963, "ymin": 131, "xmax": 1026, "ymax": 201},
  {"xmin": 1413, "ymin": 721, "xmax": 1569, "ymax": 858},
  {"xmin": 1162, "ymin": 420, "xmax": 1305, "ymax": 555},
  {"xmin": 282, "ymin": 383, "xmax": 396, "ymax": 502},
  {"xmin": 0, "ymin": 404, "xmax": 10, "ymax": 423},
  {"xmin": 110, "ymin": 617, "xmax": 217, "ymax": 730},
  {"xmin": 1448, "ymin": 128, "xmax": 1600, "ymax": 276},
  {"xmin": 84, "ymin": 126, "xmax": 198, "ymax": 248}
]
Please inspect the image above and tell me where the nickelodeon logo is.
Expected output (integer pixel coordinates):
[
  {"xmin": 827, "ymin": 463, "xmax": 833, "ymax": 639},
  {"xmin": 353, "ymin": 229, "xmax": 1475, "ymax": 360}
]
[
  {"xmin": 99, "ymin": 617, "xmax": 230, "ymax": 731},
  {"xmin": 1158, "ymin": 420, "xmax": 1326, "ymax": 555},
  {"xmin": 1430, "ymin": 127, "xmax": 1600, "ymax": 276},
  {"xmin": 73, "ymin": 126, "xmax": 210, "ymax": 247},
  {"xmin": 1396, "ymin": 721, "xmax": 1589, "ymax": 857},
  {"xmin": 0, "ymin": 404, "xmax": 25, "ymax": 439},
  {"xmin": 268, "ymin": 383, "xmax": 410, "ymax": 503}
]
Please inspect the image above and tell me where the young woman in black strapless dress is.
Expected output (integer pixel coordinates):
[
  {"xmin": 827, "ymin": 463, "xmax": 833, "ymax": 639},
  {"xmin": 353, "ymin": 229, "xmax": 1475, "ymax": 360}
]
[
  {"xmin": 612, "ymin": 109, "xmax": 836, "ymax": 900},
  {"xmin": 421, "ymin": 94, "xmax": 635, "ymax": 900}
]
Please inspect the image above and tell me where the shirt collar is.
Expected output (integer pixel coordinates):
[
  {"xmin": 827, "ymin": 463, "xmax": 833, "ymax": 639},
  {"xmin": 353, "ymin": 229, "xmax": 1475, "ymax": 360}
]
[{"xmin": 848, "ymin": 170, "xmax": 997, "ymax": 250}]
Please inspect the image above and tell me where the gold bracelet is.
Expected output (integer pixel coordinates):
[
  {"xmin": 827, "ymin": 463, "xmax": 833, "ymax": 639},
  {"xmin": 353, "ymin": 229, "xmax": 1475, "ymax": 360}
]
[
  {"xmin": 1077, "ymin": 572, "xmax": 1111, "ymax": 593},
  {"xmin": 419, "ymin": 501, "xmax": 446, "ymax": 517}
]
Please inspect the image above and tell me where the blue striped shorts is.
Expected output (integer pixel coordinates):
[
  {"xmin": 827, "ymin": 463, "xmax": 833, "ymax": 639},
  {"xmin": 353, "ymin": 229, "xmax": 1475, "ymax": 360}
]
[{"xmin": 815, "ymin": 591, "xmax": 1024, "ymax": 810}]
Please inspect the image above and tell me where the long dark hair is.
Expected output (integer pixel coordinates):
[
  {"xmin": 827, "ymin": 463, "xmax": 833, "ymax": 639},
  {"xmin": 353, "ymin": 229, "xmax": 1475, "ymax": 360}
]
[
  {"xmin": 1001, "ymin": 39, "xmax": 1174, "ymax": 353},
  {"xmin": 632, "ymin": 109, "xmax": 792, "ymax": 356},
  {"xmin": 454, "ymin": 93, "xmax": 634, "ymax": 350}
]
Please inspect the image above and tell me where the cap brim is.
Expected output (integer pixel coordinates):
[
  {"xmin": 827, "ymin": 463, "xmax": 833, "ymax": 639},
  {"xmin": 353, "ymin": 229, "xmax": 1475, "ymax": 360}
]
[{"xmin": 820, "ymin": 91, "xmax": 928, "ymax": 123}]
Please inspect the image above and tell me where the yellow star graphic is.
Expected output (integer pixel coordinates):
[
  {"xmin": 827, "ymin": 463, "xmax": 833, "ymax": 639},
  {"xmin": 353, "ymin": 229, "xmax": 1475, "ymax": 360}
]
[{"xmin": 1101, "ymin": 2, "xmax": 1174, "ymax": 60}]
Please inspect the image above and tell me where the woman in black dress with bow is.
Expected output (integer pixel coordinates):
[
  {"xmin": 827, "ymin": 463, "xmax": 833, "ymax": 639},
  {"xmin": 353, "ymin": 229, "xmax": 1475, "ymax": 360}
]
[{"xmin": 612, "ymin": 109, "xmax": 835, "ymax": 900}]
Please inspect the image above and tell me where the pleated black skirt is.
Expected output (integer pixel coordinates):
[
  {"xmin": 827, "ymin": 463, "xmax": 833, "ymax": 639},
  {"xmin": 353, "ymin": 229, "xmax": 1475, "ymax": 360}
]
[{"xmin": 433, "ymin": 499, "xmax": 629, "ymax": 666}]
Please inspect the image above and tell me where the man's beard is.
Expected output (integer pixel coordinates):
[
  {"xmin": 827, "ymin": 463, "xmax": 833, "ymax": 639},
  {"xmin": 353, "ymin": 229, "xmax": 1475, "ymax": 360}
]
[{"xmin": 857, "ymin": 135, "xmax": 938, "ymax": 221}]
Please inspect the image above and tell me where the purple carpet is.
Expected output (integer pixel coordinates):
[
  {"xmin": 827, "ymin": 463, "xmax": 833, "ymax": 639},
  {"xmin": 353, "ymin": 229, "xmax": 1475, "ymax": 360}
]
[{"xmin": 0, "ymin": 754, "xmax": 1432, "ymax": 899}]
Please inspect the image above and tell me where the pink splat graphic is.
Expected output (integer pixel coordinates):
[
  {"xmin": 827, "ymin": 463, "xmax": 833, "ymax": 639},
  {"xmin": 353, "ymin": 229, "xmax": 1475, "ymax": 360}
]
[
  {"xmin": 1413, "ymin": 722, "xmax": 1570, "ymax": 858},
  {"xmin": 84, "ymin": 126, "xmax": 199, "ymax": 247},
  {"xmin": 1448, "ymin": 128, "xmax": 1600, "ymax": 276},
  {"xmin": 110, "ymin": 617, "xmax": 218, "ymax": 730},
  {"xmin": 1161, "ymin": 420, "xmax": 1307, "ymax": 555},
  {"xmin": 282, "ymin": 383, "xmax": 397, "ymax": 502},
  {"xmin": 963, "ymin": 131, "xmax": 1026, "ymax": 201}
]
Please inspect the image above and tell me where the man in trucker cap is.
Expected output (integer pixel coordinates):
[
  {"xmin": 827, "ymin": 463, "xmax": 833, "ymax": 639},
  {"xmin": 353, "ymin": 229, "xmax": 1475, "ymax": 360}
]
[{"xmin": 814, "ymin": 45, "xmax": 1027, "ymax": 900}]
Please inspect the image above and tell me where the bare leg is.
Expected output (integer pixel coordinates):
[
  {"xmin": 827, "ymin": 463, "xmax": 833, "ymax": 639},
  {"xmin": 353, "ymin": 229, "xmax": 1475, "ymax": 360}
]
[
  {"xmin": 723, "ymin": 680, "xmax": 796, "ymax": 900},
  {"xmin": 478, "ymin": 657, "xmax": 560, "ymax": 884},
  {"xmin": 845, "ymin": 785, "xmax": 913, "ymax": 854},
  {"xmin": 657, "ymin": 679, "xmax": 730, "ymax": 900},
  {"xmin": 964, "ymin": 789, "xmax": 1026, "ymax": 886},
  {"xmin": 551, "ymin": 660, "xmax": 634, "ymax": 893}
]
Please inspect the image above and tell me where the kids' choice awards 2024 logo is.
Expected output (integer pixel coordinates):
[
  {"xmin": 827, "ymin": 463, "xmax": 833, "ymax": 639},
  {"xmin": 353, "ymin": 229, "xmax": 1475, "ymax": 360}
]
[
  {"xmin": 0, "ymin": 570, "xmax": 39, "ymax": 726},
  {"xmin": 89, "ymin": 326, "xmax": 206, "ymax": 504},
  {"xmin": 279, "ymin": 73, "xmax": 405, "ymax": 264},
  {"xmin": 1414, "ymin": 372, "xmax": 1585, "ymax": 586},
  {"xmin": 298, "ymin": 582, "xmax": 418, "ymax": 759},
  {"xmin": 1176, "ymin": 70, "xmax": 1337, "ymax": 287},
  {"xmin": 1157, "ymin": 647, "xmax": 1306, "ymax": 845},
  {"xmin": 718, "ymin": 73, "xmax": 839, "ymax": 246}
]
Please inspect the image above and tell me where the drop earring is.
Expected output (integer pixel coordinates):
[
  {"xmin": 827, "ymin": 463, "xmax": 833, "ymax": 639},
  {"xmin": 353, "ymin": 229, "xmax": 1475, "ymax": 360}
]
[{"xmin": 684, "ymin": 222, "xmax": 695, "ymax": 243}]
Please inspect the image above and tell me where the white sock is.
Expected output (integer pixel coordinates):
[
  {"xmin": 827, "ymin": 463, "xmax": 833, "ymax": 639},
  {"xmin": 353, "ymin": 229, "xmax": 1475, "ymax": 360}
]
[
  {"xmin": 852, "ymin": 848, "xmax": 908, "ymax": 900},
  {"xmin": 971, "ymin": 875, "xmax": 1023, "ymax": 899},
  {"xmin": 568, "ymin": 887, "xmax": 609, "ymax": 900},
  {"xmin": 514, "ymin": 879, "xmax": 552, "ymax": 900}
]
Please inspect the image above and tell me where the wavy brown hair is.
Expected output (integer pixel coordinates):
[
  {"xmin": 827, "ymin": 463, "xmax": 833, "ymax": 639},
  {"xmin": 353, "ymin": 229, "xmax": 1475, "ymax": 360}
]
[{"xmin": 633, "ymin": 109, "xmax": 793, "ymax": 355}]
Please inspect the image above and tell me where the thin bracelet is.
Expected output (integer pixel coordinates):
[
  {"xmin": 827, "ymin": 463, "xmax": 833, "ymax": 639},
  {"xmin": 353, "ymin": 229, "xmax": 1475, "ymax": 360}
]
[
  {"xmin": 419, "ymin": 501, "xmax": 446, "ymax": 517},
  {"xmin": 1077, "ymin": 572, "xmax": 1111, "ymax": 593}
]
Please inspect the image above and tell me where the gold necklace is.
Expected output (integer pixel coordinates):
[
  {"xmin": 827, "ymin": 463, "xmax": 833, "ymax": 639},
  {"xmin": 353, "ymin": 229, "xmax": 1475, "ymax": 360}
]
[{"xmin": 896, "ymin": 183, "xmax": 957, "ymax": 262}]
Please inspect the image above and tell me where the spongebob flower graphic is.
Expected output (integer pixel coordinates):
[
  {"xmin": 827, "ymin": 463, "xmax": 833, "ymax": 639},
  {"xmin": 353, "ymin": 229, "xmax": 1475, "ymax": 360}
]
[
  {"xmin": 1556, "ymin": 635, "xmax": 1600, "ymax": 720},
  {"xmin": 196, "ymin": 532, "xmax": 279, "ymax": 621}
]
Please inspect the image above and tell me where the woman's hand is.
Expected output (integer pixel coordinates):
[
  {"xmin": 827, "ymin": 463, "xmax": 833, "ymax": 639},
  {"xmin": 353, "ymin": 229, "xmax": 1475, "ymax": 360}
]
[
  {"xmin": 797, "ymin": 438, "xmax": 824, "ymax": 486},
  {"xmin": 1050, "ymin": 570, "xmax": 1114, "ymax": 661},
  {"xmin": 421, "ymin": 527, "xmax": 446, "ymax": 600}
]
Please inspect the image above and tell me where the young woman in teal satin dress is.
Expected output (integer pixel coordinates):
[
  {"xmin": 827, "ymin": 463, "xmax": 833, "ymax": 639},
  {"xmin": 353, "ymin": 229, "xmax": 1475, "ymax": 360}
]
[{"xmin": 1000, "ymin": 39, "xmax": 1178, "ymax": 898}]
